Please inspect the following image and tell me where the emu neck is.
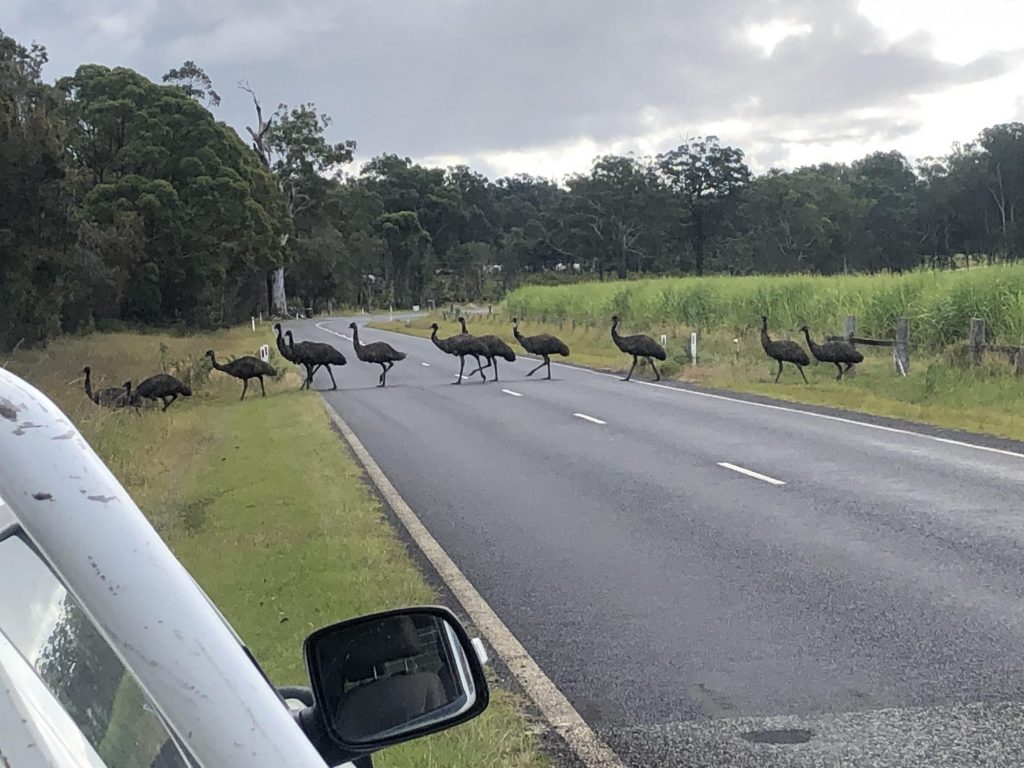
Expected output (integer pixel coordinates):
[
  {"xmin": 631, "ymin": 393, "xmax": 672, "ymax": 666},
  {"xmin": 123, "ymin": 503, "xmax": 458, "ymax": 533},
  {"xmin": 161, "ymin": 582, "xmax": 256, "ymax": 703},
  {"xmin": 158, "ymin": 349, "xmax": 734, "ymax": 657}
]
[
  {"xmin": 802, "ymin": 328, "xmax": 818, "ymax": 354},
  {"xmin": 760, "ymin": 324, "xmax": 771, "ymax": 351},
  {"xmin": 459, "ymin": 319, "xmax": 468, "ymax": 334},
  {"xmin": 351, "ymin": 326, "xmax": 362, "ymax": 351},
  {"xmin": 274, "ymin": 326, "xmax": 290, "ymax": 357}
]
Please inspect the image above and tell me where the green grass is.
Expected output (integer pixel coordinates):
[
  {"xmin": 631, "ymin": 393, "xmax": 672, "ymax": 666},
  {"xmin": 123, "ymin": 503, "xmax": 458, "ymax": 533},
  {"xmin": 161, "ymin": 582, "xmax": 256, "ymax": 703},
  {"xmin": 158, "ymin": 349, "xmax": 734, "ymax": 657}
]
[
  {"xmin": 7, "ymin": 326, "xmax": 549, "ymax": 768},
  {"xmin": 504, "ymin": 264, "xmax": 1024, "ymax": 351},
  {"xmin": 375, "ymin": 313, "xmax": 1024, "ymax": 444}
]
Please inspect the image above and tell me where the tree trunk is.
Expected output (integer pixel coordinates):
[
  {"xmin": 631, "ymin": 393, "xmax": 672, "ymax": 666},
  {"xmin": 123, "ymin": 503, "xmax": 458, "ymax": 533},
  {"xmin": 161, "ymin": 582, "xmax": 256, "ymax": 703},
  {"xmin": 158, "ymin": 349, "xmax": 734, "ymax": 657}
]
[{"xmin": 268, "ymin": 267, "xmax": 288, "ymax": 316}]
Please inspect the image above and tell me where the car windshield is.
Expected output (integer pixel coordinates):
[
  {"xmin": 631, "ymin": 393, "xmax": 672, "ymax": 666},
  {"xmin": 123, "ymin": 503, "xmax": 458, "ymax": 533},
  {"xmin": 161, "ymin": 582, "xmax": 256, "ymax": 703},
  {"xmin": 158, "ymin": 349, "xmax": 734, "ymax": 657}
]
[{"xmin": 0, "ymin": 533, "xmax": 192, "ymax": 768}]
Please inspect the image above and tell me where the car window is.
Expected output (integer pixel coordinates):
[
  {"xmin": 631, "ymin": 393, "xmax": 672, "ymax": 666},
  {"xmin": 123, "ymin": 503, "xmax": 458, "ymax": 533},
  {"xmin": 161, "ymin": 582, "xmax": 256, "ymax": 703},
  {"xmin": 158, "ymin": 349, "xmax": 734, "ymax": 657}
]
[{"xmin": 0, "ymin": 533, "xmax": 192, "ymax": 768}]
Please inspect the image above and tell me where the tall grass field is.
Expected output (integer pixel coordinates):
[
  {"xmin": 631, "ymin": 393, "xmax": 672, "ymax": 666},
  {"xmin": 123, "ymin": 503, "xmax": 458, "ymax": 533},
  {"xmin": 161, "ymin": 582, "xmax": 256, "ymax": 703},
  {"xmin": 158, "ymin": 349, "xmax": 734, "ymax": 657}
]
[{"xmin": 505, "ymin": 264, "xmax": 1024, "ymax": 350}]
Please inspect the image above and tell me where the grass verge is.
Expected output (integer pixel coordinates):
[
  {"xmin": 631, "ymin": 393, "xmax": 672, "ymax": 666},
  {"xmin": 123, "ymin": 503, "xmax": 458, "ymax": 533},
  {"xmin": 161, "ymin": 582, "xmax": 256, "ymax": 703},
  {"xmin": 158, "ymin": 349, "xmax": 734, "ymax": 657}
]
[
  {"xmin": 374, "ymin": 313, "xmax": 1024, "ymax": 444},
  {"xmin": 7, "ymin": 327, "xmax": 549, "ymax": 768}
]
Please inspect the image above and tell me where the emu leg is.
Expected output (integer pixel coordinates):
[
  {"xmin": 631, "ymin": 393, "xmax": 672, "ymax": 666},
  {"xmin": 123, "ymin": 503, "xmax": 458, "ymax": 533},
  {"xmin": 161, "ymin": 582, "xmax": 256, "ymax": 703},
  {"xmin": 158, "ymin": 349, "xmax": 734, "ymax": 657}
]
[
  {"xmin": 326, "ymin": 365, "xmax": 338, "ymax": 390},
  {"xmin": 843, "ymin": 362, "xmax": 854, "ymax": 376},
  {"xmin": 378, "ymin": 363, "xmax": 387, "ymax": 387},
  {"xmin": 796, "ymin": 364, "xmax": 808, "ymax": 384},
  {"xmin": 545, "ymin": 355, "xmax": 552, "ymax": 380},
  {"xmin": 774, "ymin": 359, "xmax": 783, "ymax": 383},
  {"xmin": 623, "ymin": 356, "xmax": 638, "ymax": 382},
  {"xmin": 526, "ymin": 359, "xmax": 546, "ymax": 377},
  {"xmin": 469, "ymin": 357, "xmax": 493, "ymax": 378},
  {"xmin": 834, "ymin": 362, "xmax": 844, "ymax": 380},
  {"xmin": 650, "ymin": 358, "xmax": 661, "ymax": 381},
  {"xmin": 259, "ymin": 375, "xmax": 267, "ymax": 396},
  {"xmin": 451, "ymin": 355, "xmax": 465, "ymax": 384},
  {"xmin": 475, "ymin": 355, "xmax": 487, "ymax": 382},
  {"xmin": 240, "ymin": 378, "xmax": 249, "ymax": 401},
  {"xmin": 160, "ymin": 396, "xmax": 170, "ymax": 411}
]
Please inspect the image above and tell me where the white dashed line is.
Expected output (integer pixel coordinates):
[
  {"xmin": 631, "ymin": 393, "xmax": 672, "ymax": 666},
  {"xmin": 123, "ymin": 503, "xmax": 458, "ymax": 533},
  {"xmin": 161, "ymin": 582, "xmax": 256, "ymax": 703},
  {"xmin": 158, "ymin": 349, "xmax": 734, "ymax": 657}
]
[
  {"xmin": 717, "ymin": 462, "xmax": 785, "ymax": 486},
  {"xmin": 502, "ymin": 389, "xmax": 523, "ymax": 397},
  {"xmin": 573, "ymin": 413, "xmax": 606, "ymax": 425},
  {"xmin": 421, "ymin": 362, "xmax": 431, "ymax": 367}
]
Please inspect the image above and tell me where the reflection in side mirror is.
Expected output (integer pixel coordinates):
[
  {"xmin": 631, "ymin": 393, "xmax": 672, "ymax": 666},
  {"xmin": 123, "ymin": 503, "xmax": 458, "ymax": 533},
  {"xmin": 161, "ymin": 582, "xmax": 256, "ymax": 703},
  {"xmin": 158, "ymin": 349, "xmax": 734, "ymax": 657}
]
[{"xmin": 304, "ymin": 606, "xmax": 489, "ymax": 751}]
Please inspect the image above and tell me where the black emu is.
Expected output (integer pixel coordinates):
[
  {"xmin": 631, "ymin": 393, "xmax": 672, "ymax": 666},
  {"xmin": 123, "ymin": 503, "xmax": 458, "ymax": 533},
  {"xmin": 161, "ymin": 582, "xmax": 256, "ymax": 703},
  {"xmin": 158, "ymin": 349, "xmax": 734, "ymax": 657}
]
[
  {"xmin": 458, "ymin": 317, "xmax": 516, "ymax": 382},
  {"xmin": 611, "ymin": 316, "xmax": 667, "ymax": 382},
  {"xmin": 511, "ymin": 318, "xmax": 569, "ymax": 380},
  {"xmin": 800, "ymin": 325, "xmax": 864, "ymax": 380},
  {"xmin": 273, "ymin": 323, "xmax": 318, "ymax": 388},
  {"xmin": 760, "ymin": 316, "xmax": 809, "ymax": 383},
  {"xmin": 349, "ymin": 323, "xmax": 406, "ymax": 387},
  {"xmin": 429, "ymin": 323, "xmax": 488, "ymax": 384},
  {"xmin": 205, "ymin": 350, "xmax": 276, "ymax": 400},
  {"xmin": 285, "ymin": 331, "xmax": 347, "ymax": 390},
  {"xmin": 83, "ymin": 367, "xmax": 132, "ymax": 408},
  {"xmin": 133, "ymin": 373, "xmax": 192, "ymax": 411}
]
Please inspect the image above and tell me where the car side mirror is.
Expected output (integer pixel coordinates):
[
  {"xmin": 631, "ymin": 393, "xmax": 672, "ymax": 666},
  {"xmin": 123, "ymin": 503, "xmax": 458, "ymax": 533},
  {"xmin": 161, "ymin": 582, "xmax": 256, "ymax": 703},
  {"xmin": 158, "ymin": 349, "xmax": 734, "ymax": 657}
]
[{"xmin": 302, "ymin": 606, "xmax": 489, "ymax": 756}]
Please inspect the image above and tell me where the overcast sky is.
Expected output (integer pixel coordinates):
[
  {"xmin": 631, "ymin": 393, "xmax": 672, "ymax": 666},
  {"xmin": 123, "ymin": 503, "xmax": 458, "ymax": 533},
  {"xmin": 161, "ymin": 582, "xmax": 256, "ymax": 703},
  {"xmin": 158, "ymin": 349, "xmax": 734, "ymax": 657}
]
[{"xmin": 6, "ymin": 0, "xmax": 1024, "ymax": 180}]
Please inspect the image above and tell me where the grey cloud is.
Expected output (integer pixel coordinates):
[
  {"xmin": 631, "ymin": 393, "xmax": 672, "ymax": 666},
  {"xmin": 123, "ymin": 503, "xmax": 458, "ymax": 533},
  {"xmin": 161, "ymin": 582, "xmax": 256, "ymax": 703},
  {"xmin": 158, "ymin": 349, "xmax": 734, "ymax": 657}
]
[{"xmin": 4, "ymin": 0, "xmax": 1020, "ymax": 177}]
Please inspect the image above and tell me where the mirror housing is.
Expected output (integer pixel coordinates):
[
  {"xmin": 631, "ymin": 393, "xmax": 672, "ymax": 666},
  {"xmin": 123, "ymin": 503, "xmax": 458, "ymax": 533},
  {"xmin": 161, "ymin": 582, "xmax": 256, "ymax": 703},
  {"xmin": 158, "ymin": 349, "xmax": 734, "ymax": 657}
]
[{"xmin": 302, "ymin": 606, "xmax": 489, "ymax": 757}]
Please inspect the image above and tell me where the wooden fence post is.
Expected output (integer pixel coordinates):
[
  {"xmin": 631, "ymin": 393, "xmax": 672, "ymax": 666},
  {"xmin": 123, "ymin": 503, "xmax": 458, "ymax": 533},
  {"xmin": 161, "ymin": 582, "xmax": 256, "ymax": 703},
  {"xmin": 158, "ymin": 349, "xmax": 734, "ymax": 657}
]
[
  {"xmin": 969, "ymin": 318, "xmax": 986, "ymax": 366},
  {"xmin": 894, "ymin": 317, "xmax": 910, "ymax": 375}
]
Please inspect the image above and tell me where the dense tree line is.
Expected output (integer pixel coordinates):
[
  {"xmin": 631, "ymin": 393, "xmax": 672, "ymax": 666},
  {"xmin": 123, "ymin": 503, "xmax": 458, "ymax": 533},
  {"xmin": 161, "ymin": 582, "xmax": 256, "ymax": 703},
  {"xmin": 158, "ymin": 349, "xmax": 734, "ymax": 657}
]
[{"xmin": 3, "ymin": 27, "xmax": 1023, "ymax": 349}]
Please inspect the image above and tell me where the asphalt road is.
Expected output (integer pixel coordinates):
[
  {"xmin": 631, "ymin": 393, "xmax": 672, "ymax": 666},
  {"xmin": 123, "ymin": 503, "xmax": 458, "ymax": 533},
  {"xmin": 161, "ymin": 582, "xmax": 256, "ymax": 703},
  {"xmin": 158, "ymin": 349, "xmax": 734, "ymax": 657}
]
[{"xmin": 289, "ymin": 315, "xmax": 1024, "ymax": 767}]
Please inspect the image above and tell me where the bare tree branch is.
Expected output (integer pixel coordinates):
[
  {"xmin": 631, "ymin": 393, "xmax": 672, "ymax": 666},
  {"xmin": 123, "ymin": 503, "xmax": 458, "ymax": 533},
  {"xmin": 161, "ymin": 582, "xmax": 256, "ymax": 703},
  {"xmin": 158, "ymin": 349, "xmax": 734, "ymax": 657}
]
[{"xmin": 238, "ymin": 80, "xmax": 272, "ymax": 167}]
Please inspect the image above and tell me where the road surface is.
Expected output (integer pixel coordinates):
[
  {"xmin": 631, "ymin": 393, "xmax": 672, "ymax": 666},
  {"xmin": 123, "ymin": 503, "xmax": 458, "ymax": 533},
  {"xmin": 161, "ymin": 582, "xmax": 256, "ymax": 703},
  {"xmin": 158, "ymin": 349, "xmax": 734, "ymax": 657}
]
[{"xmin": 290, "ymin": 315, "xmax": 1024, "ymax": 767}]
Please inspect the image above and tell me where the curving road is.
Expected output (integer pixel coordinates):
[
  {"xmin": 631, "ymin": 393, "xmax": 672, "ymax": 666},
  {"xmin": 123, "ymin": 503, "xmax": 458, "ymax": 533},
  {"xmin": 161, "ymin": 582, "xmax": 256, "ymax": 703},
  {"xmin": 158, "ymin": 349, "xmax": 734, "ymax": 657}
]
[{"xmin": 289, "ymin": 315, "xmax": 1024, "ymax": 767}]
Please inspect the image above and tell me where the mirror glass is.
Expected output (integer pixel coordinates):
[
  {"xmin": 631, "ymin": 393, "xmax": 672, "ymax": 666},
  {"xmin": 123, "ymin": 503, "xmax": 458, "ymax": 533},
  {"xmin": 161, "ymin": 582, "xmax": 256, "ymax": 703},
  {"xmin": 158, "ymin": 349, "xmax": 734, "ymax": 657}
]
[{"xmin": 309, "ymin": 611, "xmax": 479, "ymax": 745}]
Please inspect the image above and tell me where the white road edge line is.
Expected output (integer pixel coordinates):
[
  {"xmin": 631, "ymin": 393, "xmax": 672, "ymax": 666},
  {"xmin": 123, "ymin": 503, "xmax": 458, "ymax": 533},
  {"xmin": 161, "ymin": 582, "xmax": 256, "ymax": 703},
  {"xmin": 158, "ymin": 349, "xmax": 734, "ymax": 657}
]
[
  {"xmin": 574, "ymin": 413, "xmax": 607, "ymax": 425},
  {"xmin": 315, "ymin": 323, "xmax": 351, "ymax": 341},
  {"xmin": 320, "ymin": 401, "xmax": 624, "ymax": 768},
  {"xmin": 501, "ymin": 389, "xmax": 523, "ymax": 397},
  {"xmin": 316, "ymin": 319, "xmax": 1024, "ymax": 462},
  {"xmin": 717, "ymin": 462, "xmax": 786, "ymax": 486}
]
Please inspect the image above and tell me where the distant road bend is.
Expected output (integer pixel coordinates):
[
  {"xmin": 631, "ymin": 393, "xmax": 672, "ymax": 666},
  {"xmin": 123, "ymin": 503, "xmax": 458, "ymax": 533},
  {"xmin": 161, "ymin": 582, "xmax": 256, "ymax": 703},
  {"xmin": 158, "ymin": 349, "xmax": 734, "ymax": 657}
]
[{"xmin": 298, "ymin": 315, "xmax": 1024, "ymax": 768}]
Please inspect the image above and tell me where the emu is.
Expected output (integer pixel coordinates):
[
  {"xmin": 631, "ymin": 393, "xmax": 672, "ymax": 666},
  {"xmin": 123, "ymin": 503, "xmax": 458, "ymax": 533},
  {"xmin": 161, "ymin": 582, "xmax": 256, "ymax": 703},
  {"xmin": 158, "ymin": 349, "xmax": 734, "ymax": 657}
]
[
  {"xmin": 133, "ymin": 373, "xmax": 192, "ymax": 411},
  {"xmin": 285, "ymin": 330, "xmax": 347, "ymax": 390},
  {"xmin": 760, "ymin": 316, "xmax": 809, "ymax": 383},
  {"xmin": 800, "ymin": 325, "xmax": 864, "ymax": 380},
  {"xmin": 458, "ymin": 317, "xmax": 516, "ymax": 382},
  {"xmin": 511, "ymin": 318, "xmax": 569, "ymax": 380},
  {"xmin": 273, "ymin": 322, "xmax": 318, "ymax": 388},
  {"xmin": 611, "ymin": 316, "xmax": 667, "ymax": 382},
  {"xmin": 429, "ymin": 323, "xmax": 488, "ymax": 384},
  {"xmin": 349, "ymin": 323, "xmax": 406, "ymax": 387},
  {"xmin": 205, "ymin": 350, "xmax": 276, "ymax": 400},
  {"xmin": 83, "ymin": 367, "xmax": 132, "ymax": 408}
]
